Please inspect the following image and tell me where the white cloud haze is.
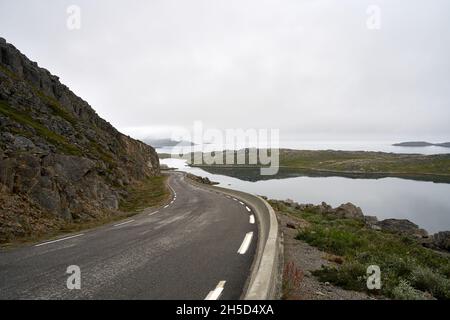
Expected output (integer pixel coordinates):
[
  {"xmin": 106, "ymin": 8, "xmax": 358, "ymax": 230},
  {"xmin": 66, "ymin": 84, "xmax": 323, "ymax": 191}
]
[{"xmin": 1, "ymin": 0, "xmax": 449, "ymax": 141}]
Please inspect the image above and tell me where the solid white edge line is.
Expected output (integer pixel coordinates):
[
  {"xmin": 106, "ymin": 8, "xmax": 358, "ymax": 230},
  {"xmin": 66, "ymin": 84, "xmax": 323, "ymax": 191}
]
[
  {"xmin": 114, "ymin": 219, "xmax": 135, "ymax": 227},
  {"xmin": 237, "ymin": 232, "xmax": 254, "ymax": 254},
  {"xmin": 245, "ymin": 206, "xmax": 251, "ymax": 212},
  {"xmin": 35, "ymin": 233, "xmax": 84, "ymax": 247},
  {"xmin": 249, "ymin": 215, "xmax": 255, "ymax": 224},
  {"xmin": 205, "ymin": 281, "xmax": 226, "ymax": 300}
]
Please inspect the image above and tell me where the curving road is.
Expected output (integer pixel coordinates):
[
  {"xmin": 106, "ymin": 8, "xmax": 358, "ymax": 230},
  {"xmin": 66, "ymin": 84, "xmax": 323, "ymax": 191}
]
[{"xmin": 0, "ymin": 172, "xmax": 257, "ymax": 300}]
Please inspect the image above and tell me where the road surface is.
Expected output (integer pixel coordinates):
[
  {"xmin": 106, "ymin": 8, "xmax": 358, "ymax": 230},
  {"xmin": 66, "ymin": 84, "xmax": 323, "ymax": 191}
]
[{"xmin": 0, "ymin": 172, "xmax": 257, "ymax": 299}]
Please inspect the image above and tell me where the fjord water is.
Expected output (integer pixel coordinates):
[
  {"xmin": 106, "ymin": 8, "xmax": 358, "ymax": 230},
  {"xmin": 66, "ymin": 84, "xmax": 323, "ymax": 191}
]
[{"xmin": 161, "ymin": 158, "xmax": 450, "ymax": 234}]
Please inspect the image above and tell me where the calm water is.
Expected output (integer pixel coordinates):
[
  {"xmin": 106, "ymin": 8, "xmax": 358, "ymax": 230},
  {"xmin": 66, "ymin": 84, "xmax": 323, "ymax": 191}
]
[{"xmin": 161, "ymin": 158, "xmax": 450, "ymax": 234}]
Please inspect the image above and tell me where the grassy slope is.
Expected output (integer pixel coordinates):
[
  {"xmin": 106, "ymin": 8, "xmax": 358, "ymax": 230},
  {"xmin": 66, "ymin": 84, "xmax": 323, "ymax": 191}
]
[
  {"xmin": 271, "ymin": 200, "xmax": 450, "ymax": 300},
  {"xmin": 1, "ymin": 175, "xmax": 169, "ymax": 247},
  {"xmin": 119, "ymin": 175, "xmax": 170, "ymax": 212},
  {"xmin": 278, "ymin": 149, "xmax": 450, "ymax": 176}
]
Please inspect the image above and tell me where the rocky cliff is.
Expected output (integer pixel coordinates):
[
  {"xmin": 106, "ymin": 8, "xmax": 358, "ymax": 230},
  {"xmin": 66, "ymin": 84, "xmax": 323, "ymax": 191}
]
[{"xmin": 0, "ymin": 38, "xmax": 160, "ymax": 242}]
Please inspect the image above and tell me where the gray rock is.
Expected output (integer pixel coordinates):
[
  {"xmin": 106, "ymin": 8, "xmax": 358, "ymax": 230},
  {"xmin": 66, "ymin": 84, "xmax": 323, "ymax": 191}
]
[
  {"xmin": 12, "ymin": 136, "xmax": 35, "ymax": 150},
  {"xmin": 432, "ymin": 231, "xmax": 450, "ymax": 251},
  {"xmin": 334, "ymin": 202, "xmax": 364, "ymax": 219},
  {"xmin": 376, "ymin": 219, "xmax": 428, "ymax": 238},
  {"xmin": 0, "ymin": 38, "xmax": 161, "ymax": 242}
]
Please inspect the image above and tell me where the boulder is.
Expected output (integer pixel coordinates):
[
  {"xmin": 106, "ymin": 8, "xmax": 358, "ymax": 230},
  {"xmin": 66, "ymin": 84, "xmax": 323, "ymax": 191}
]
[
  {"xmin": 376, "ymin": 219, "xmax": 428, "ymax": 238},
  {"xmin": 334, "ymin": 202, "xmax": 364, "ymax": 219}
]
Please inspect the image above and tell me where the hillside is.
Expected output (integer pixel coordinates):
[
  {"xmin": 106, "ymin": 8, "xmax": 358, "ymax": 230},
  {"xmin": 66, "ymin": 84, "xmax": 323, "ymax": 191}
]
[
  {"xmin": 186, "ymin": 149, "xmax": 450, "ymax": 183},
  {"xmin": 0, "ymin": 38, "xmax": 161, "ymax": 243},
  {"xmin": 393, "ymin": 141, "xmax": 450, "ymax": 148}
]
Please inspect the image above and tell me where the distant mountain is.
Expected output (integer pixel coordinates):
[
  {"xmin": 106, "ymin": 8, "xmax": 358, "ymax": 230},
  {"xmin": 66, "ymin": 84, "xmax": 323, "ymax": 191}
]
[
  {"xmin": 393, "ymin": 141, "xmax": 450, "ymax": 148},
  {"xmin": 393, "ymin": 141, "xmax": 435, "ymax": 147},
  {"xmin": 143, "ymin": 138, "xmax": 194, "ymax": 148},
  {"xmin": 437, "ymin": 142, "xmax": 450, "ymax": 148}
]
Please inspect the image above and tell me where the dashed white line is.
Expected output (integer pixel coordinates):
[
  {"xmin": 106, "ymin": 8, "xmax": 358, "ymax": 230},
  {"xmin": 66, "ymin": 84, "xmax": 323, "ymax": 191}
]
[
  {"xmin": 205, "ymin": 281, "xmax": 226, "ymax": 300},
  {"xmin": 239, "ymin": 201, "xmax": 245, "ymax": 205},
  {"xmin": 245, "ymin": 206, "xmax": 251, "ymax": 212},
  {"xmin": 237, "ymin": 232, "xmax": 253, "ymax": 255},
  {"xmin": 148, "ymin": 210, "xmax": 159, "ymax": 216},
  {"xmin": 114, "ymin": 220, "xmax": 135, "ymax": 227},
  {"xmin": 34, "ymin": 233, "xmax": 84, "ymax": 247},
  {"xmin": 164, "ymin": 205, "xmax": 169, "ymax": 209},
  {"xmin": 249, "ymin": 215, "xmax": 255, "ymax": 224}
]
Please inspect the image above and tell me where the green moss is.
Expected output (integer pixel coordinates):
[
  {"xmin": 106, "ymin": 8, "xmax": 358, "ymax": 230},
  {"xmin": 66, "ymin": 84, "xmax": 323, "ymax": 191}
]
[
  {"xmin": 0, "ymin": 64, "xmax": 20, "ymax": 80},
  {"xmin": 0, "ymin": 100, "xmax": 82, "ymax": 156},
  {"xmin": 33, "ymin": 89, "xmax": 78, "ymax": 126}
]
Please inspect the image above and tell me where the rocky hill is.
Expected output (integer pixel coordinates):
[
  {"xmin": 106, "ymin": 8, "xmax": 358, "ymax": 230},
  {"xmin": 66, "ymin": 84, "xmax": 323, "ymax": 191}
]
[{"xmin": 0, "ymin": 38, "xmax": 160, "ymax": 242}]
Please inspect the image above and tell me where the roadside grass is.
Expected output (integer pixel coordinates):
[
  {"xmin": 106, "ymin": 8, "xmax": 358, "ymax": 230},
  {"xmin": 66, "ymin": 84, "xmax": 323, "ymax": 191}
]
[
  {"xmin": 270, "ymin": 200, "xmax": 450, "ymax": 300},
  {"xmin": 1, "ymin": 175, "xmax": 170, "ymax": 248},
  {"xmin": 119, "ymin": 175, "xmax": 170, "ymax": 213}
]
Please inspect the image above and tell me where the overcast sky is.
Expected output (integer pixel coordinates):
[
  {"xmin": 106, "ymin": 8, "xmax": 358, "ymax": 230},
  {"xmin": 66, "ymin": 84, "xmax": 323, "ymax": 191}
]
[{"xmin": 1, "ymin": 0, "xmax": 449, "ymax": 141}]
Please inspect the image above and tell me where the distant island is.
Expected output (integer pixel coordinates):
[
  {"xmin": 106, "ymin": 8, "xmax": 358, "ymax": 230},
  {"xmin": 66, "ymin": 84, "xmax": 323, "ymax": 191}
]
[
  {"xmin": 143, "ymin": 138, "xmax": 195, "ymax": 148},
  {"xmin": 393, "ymin": 141, "xmax": 450, "ymax": 148}
]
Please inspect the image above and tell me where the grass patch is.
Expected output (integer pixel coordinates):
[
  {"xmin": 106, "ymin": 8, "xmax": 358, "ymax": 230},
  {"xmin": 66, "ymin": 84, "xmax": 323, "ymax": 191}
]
[
  {"xmin": 271, "ymin": 200, "xmax": 450, "ymax": 300},
  {"xmin": 0, "ymin": 100, "xmax": 82, "ymax": 156},
  {"xmin": 120, "ymin": 175, "xmax": 170, "ymax": 213}
]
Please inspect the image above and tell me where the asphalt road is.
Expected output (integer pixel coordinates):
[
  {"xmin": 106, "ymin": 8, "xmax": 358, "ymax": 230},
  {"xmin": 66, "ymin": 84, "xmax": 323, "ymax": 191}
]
[{"xmin": 0, "ymin": 172, "xmax": 257, "ymax": 300}]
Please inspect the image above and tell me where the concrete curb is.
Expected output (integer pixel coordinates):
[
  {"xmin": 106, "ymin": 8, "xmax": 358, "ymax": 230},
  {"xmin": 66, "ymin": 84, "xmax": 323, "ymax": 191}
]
[{"xmin": 184, "ymin": 174, "xmax": 282, "ymax": 300}]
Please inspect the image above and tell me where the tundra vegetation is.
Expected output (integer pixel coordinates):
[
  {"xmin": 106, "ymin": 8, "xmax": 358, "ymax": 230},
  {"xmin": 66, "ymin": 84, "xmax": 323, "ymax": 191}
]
[
  {"xmin": 271, "ymin": 200, "xmax": 450, "ymax": 300},
  {"xmin": 180, "ymin": 149, "xmax": 450, "ymax": 183}
]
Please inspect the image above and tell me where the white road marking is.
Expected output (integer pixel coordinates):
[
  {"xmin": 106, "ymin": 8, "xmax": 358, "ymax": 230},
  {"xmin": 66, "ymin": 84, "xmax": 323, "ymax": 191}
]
[
  {"xmin": 205, "ymin": 281, "xmax": 226, "ymax": 300},
  {"xmin": 35, "ymin": 234, "xmax": 84, "ymax": 247},
  {"xmin": 249, "ymin": 215, "xmax": 255, "ymax": 224},
  {"xmin": 232, "ymin": 198, "xmax": 238, "ymax": 201},
  {"xmin": 114, "ymin": 220, "xmax": 135, "ymax": 227},
  {"xmin": 237, "ymin": 232, "xmax": 253, "ymax": 254},
  {"xmin": 148, "ymin": 210, "xmax": 159, "ymax": 216},
  {"xmin": 245, "ymin": 206, "xmax": 251, "ymax": 212},
  {"xmin": 164, "ymin": 205, "xmax": 169, "ymax": 209},
  {"xmin": 239, "ymin": 201, "xmax": 244, "ymax": 205}
]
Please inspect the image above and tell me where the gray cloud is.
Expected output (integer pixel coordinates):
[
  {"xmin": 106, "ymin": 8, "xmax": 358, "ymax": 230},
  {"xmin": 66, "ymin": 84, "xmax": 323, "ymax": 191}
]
[{"xmin": 1, "ymin": 0, "xmax": 449, "ymax": 141}]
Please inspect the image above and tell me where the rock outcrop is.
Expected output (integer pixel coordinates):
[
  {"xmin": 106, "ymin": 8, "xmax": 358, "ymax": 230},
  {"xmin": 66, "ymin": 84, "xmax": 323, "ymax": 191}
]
[
  {"xmin": 375, "ymin": 219, "xmax": 428, "ymax": 238},
  {"xmin": 0, "ymin": 38, "xmax": 160, "ymax": 242},
  {"xmin": 287, "ymin": 201, "xmax": 364, "ymax": 220},
  {"xmin": 432, "ymin": 231, "xmax": 450, "ymax": 251},
  {"xmin": 186, "ymin": 173, "xmax": 218, "ymax": 185}
]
